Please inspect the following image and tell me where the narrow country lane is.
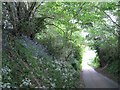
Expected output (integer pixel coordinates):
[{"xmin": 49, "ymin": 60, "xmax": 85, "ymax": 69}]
[{"xmin": 82, "ymin": 64, "xmax": 120, "ymax": 88}]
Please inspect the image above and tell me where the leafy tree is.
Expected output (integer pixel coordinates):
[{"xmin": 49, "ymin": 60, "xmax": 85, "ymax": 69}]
[{"xmin": 1, "ymin": 1, "xmax": 120, "ymax": 88}]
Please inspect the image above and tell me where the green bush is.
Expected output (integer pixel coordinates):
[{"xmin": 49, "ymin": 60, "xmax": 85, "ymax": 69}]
[
  {"xmin": 107, "ymin": 60, "xmax": 119, "ymax": 75},
  {"xmin": 88, "ymin": 55, "xmax": 100, "ymax": 68}
]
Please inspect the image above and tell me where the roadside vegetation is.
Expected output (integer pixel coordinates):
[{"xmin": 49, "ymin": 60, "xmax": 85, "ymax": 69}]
[{"xmin": 1, "ymin": 1, "xmax": 120, "ymax": 88}]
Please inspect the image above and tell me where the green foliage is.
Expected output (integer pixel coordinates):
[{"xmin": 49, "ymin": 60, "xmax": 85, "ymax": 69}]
[
  {"xmin": 73, "ymin": 45, "xmax": 82, "ymax": 61},
  {"xmin": 88, "ymin": 55, "xmax": 100, "ymax": 68},
  {"xmin": 2, "ymin": 1, "xmax": 120, "ymax": 88},
  {"xmin": 98, "ymin": 3, "xmax": 117, "ymax": 10},
  {"xmin": 1, "ymin": 33, "xmax": 82, "ymax": 88},
  {"xmin": 107, "ymin": 60, "xmax": 119, "ymax": 75}
]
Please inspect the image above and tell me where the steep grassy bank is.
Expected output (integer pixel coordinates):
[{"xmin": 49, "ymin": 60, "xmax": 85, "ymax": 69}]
[{"xmin": 1, "ymin": 33, "xmax": 83, "ymax": 88}]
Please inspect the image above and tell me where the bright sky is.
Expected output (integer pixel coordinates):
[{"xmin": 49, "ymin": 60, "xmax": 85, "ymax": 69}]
[
  {"xmin": 82, "ymin": 46, "xmax": 96, "ymax": 68},
  {"xmin": 103, "ymin": 11, "xmax": 117, "ymax": 26}
]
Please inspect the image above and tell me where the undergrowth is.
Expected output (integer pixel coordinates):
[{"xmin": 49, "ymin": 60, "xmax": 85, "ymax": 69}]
[{"xmin": 1, "ymin": 35, "xmax": 82, "ymax": 88}]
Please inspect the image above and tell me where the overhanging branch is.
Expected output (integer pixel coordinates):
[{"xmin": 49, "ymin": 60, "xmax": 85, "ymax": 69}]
[
  {"xmin": 44, "ymin": 21, "xmax": 65, "ymax": 34},
  {"xmin": 32, "ymin": 1, "xmax": 45, "ymax": 17},
  {"xmin": 74, "ymin": 2, "xmax": 86, "ymax": 19},
  {"xmin": 95, "ymin": 6, "xmax": 120, "ymax": 28},
  {"xmin": 103, "ymin": 22, "xmax": 118, "ymax": 36}
]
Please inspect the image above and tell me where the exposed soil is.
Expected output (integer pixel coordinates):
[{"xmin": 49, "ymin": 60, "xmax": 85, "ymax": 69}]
[{"xmin": 95, "ymin": 68, "xmax": 120, "ymax": 85}]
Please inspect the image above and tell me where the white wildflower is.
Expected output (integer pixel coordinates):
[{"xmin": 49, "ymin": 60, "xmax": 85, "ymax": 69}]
[
  {"xmin": 21, "ymin": 78, "xmax": 31, "ymax": 86},
  {"xmin": 49, "ymin": 78, "xmax": 52, "ymax": 81},
  {"xmin": 42, "ymin": 85, "xmax": 46, "ymax": 88},
  {"xmin": 1, "ymin": 66, "xmax": 11, "ymax": 75},
  {"xmin": 51, "ymin": 83, "xmax": 55, "ymax": 87}
]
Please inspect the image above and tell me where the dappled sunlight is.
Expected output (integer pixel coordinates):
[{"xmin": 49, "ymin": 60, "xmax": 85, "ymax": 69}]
[{"xmin": 82, "ymin": 47, "xmax": 96, "ymax": 71}]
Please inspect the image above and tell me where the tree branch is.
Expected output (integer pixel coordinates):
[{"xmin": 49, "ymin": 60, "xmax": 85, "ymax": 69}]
[
  {"xmin": 103, "ymin": 22, "xmax": 118, "ymax": 36},
  {"xmin": 95, "ymin": 6, "xmax": 120, "ymax": 28},
  {"xmin": 74, "ymin": 2, "xmax": 86, "ymax": 18},
  {"xmin": 44, "ymin": 21, "xmax": 65, "ymax": 34},
  {"xmin": 77, "ymin": 3, "xmax": 86, "ymax": 15},
  {"xmin": 26, "ymin": 2, "xmax": 37, "ymax": 21},
  {"xmin": 32, "ymin": 1, "xmax": 45, "ymax": 17}
]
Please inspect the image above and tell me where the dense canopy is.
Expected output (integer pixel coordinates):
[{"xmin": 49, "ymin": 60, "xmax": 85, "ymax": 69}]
[{"xmin": 1, "ymin": 1, "xmax": 120, "ymax": 88}]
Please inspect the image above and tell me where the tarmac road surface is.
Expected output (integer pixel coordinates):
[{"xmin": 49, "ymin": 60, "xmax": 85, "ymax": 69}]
[{"xmin": 82, "ymin": 64, "xmax": 119, "ymax": 88}]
